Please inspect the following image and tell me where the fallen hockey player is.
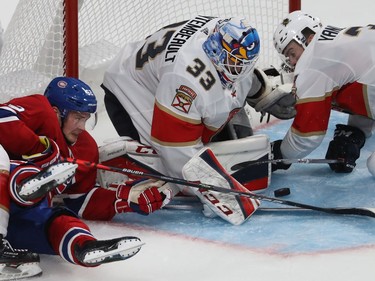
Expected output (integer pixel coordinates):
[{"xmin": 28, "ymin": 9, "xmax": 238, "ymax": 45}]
[{"xmin": 7, "ymin": 159, "xmax": 144, "ymax": 271}]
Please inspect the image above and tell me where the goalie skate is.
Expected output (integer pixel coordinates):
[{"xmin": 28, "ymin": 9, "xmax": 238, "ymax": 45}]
[
  {"xmin": 18, "ymin": 162, "xmax": 78, "ymax": 201},
  {"xmin": 0, "ymin": 236, "xmax": 42, "ymax": 281},
  {"xmin": 75, "ymin": 236, "xmax": 144, "ymax": 266}
]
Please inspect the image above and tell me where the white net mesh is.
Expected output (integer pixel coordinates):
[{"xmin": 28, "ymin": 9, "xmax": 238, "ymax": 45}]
[{"xmin": 0, "ymin": 0, "xmax": 295, "ymax": 105}]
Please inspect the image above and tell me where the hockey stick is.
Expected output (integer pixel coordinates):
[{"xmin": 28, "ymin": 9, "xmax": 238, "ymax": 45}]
[
  {"xmin": 231, "ymin": 158, "xmax": 345, "ymax": 171},
  {"xmin": 164, "ymin": 196, "xmax": 359, "ymax": 213},
  {"xmin": 164, "ymin": 203, "xmax": 311, "ymax": 212},
  {"xmin": 164, "ymin": 196, "xmax": 309, "ymax": 212},
  {"xmin": 62, "ymin": 157, "xmax": 375, "ymax": 218}
]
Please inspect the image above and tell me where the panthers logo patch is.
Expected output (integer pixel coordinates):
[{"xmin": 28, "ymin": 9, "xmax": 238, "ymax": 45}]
[{"xmin": 171, "ymin": 85, "xmax": 197, "ymax": 114}]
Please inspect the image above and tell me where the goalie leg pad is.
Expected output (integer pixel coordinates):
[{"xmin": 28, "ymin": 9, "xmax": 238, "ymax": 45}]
[
  {"xmin": 98, "ymin": 137, "xmax": 159, "ymax": 188},
  {"xmin": 182, "ymin": 148, "xmax": 260, "ymax": 225},
  {"xmin": 207, "ymin": 134, "xmax": 271, "ymax": 191}
]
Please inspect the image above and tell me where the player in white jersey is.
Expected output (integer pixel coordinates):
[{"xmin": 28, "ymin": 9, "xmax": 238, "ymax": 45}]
[
  {"xmin": 0, "ymin": 20, "xmax": 43, "ymax": 280},
  {"xmin": 0, "ymin": 145, "xmax": 42, "ymax": 280},
  {"xmin": 271, "ymin": 10, "xmax": 375, "ymax": 173},
  {"xmin": 0, "ymin": 20, "xmax": 3, "ymax": 55},
  {"xmin": 102, "ymin": 16, "xmax": 293, "ymax": 225},
  {"xmin": 103, "ymin": 16, "xmax": 260, "ymax": 176}
]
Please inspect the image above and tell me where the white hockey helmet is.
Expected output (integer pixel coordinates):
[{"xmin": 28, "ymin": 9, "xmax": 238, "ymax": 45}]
[{"xmin": 273, "ymin": 11, "xmax": 322, "ymax": 66}]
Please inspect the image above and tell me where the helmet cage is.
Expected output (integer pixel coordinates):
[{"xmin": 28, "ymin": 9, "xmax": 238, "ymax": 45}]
[
  {"xmin": 217, "ymin": 47, "xmax": 259, "ymax": 84},
  {"xmin": 203, "ymin": 18, "xmax": 260, "ymax": 89}
]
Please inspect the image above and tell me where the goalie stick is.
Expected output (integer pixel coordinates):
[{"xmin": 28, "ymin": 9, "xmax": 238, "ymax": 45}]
[
  {"xmin": 61, "ymin": 157, "xmax": 375, "ymax": 218},
  {"xmin": 231, "ymin": 158, "xmax": 345, "ymax": 171},
  {"xmin": 163, "ymin": 196, "xmax": 366, "ymax": 213},
  {"xmin": 164, "ymin": 203, "xmax": 314, "ymax": 212}
]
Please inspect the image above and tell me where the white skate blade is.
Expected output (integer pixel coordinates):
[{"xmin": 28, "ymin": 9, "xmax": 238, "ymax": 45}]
[
  {"xmin": 19, "ymin": 162, "xmax": 78, "ymax": 197},
  {"xmin": 0, "ymin": 262, "xmax": 42, "ymax": 280},
  {"xmin": 83, "ymin": 240, "xmax": 145, "ymax": 264}
]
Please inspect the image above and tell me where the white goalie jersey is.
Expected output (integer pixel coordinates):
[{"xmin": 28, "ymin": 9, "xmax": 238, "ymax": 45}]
[{"xmin": 102, "ymin": 16, "xmax": 257, "ymax": 180}]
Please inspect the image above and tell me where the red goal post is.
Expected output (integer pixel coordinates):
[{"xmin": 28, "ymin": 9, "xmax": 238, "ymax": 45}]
[{"xmin": 0, "ymin": 0, "xmax": 301, "ymax": 105}]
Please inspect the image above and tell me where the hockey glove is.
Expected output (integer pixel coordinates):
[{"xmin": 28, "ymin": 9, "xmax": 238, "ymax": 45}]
[
  {"xmin": 271, "ymin": 140, "xmax": 291, "ymax": 172},
  {"xmin": 325, "ymin": 124, "xmax": 366, "ymax": 173},
  {"xmin": 246, "ymin": 68, "xmax": 296, "ymax": 120},
  {"xmin": 114, "ymin": 179, "xmax": 172, "ymax": 215},
  {"xmin": 22, "ymin": 136, "xmax": 60, "ymax": 168}
]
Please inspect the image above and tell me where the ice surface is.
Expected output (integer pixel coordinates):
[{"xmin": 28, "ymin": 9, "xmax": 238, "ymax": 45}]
[
  {"xmin": 31, "ymin": 110, "xmax": 374, "ymax": 281},
  {"xmin": 1, "ymin": 0, "xmax": 375, "ymax": 280}
]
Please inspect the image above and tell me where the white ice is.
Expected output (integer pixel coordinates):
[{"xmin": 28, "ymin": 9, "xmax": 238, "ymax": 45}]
[
  {"xmin": 1, "ymin": 1, "xmax": 375, "ymax": 280},
  {"xmin": 33, "ymin": 110, "xmax": 375, "ymax": 281}
]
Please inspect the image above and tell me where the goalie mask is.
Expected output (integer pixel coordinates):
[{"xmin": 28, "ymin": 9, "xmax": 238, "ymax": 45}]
[
  {"xmin": 273, "ymin": 11, "xmax": 322, "ymax": 68},
  {"xmin": 44, "ymin": 77, "xmax": 98, "ymax": 129},
  {"xmin": 203, "ymin": 17, "xmax": 260, "ymax": 90}
]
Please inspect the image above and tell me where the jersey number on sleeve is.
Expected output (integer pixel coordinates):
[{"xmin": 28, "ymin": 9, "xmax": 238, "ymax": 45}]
[
  {"xmin": 135, "ymin": 21, "xmax": 188, "ymax": 68},
  {"xmin": 136, "ymin": 30, "xmax": 175, "ymax": 68},
  {"xmin": 344, "ymin": 24, "xmax": 375, "ymax": 36}
]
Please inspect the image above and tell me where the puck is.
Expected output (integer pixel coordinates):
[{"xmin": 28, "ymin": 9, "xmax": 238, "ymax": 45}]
[{"xmin": 274, "ymin": 188, "xmax": 290, "ymax": 197}]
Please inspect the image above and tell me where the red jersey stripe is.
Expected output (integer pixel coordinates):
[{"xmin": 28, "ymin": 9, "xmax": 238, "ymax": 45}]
[{"xmin": 151, "ymin": 101, "xmax": 222, "ymax": 145}]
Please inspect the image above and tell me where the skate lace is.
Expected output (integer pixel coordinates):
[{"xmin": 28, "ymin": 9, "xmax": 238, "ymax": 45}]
[
  {"xmin": 2, "ymin": 239, "xmax": 28, "ymax": 253},
  {"xmin": 2, "ymin": 239, "xmax": 14, "ymax": 251}
]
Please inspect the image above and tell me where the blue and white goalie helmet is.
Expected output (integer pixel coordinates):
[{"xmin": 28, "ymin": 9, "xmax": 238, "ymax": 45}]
[
  {"xmin": 203, "ymin": 17, "xmax": 260, "ymax": 89},
  {"xmin": 44, "ymin": 77, "xmax": 98, "ymax": 128}
]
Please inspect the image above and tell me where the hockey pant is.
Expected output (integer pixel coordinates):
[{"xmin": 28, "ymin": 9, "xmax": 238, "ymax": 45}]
[{"xmin": 7, "ymin": 197, "xmax": 95, "ymax": 265}]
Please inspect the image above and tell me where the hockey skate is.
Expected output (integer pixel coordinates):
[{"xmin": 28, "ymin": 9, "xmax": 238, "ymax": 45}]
[
  {"xmin": 74, "ymin": 236, "xmax": 144, "ymax": 266},
  {"xmin": 18, "ymin": 162, "xmax": 78, "ymax": 201},
  {"xmin": 0, "ymin": 235, "xmax": 42, "ymax": 280}
]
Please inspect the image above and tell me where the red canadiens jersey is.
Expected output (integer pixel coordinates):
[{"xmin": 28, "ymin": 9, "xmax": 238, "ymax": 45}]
[
  {"xmin": 0, "ymin": 94, "xmax": 98, "ymax": 195},
  {"xmin": 281, "ymin": 24, "xmax": 375, "ymax": 159}
]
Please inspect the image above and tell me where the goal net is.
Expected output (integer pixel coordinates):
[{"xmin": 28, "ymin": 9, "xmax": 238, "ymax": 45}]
[{"xmin": 0, "ymin": 0, "xmax": 300, "ymax": 110}]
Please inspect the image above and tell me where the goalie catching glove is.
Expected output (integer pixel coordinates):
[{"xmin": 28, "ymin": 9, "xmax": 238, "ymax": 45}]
[
  {"xmin": 113, "ymin": 179, "xmax": 172, "ymax": 215},
  {"xmin": 246, "ymin": 67, "xmax": 296, "ymax": 120}
]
